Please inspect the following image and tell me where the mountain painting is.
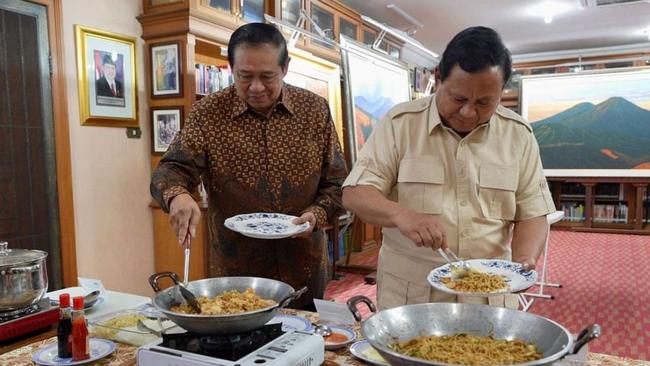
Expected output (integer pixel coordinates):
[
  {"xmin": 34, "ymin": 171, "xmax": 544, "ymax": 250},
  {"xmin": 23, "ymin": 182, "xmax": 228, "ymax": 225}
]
[
  {"xmin": 520, "ymin": 68, "xmax": 650, "ymax": 171},
  {"xmin": 341, "ymin": 37, "xmax": 411, "ymax": 162}
]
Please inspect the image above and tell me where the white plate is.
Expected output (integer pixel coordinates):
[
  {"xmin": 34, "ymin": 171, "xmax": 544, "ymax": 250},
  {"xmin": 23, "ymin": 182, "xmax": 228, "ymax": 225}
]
[
  {"xmin": 266, "ymin": 314, "xmax": 313, "ymax": 332},
  {"xmin": 349, "ymin": 340, "xmax": 389, "ymax": 366},
  {"xmin": 32, "ymin": 338, "xmax": 116, "ymax": 365},
  {"xmin": 427, "ymin": 259, "xmax": 537, "ymax": 297},
  {"xmin": 323, "ymin": 325, "xmax": 356, "ymax": 350},
  {"xmin": 224, "ymin": 213, "xmax": 310, "ymax": 239}
]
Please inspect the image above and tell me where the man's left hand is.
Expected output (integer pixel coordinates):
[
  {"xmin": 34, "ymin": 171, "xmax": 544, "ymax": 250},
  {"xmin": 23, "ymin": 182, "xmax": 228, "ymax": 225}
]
[
  {"xmin": 515, "ymin": 258, "xmax": 537, "ymax": 272},
  {"xmin": 291, "ymin": 212, "xmax": 316, "ymax": 238}
]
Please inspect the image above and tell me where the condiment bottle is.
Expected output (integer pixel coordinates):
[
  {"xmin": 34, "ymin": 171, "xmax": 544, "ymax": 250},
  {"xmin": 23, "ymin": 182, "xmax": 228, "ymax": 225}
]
[
  {"xmin": 71, "ymin": 296, "xmax": 90, "ymax": 361},
  {"xmin": 56, "ymin": 293, "xmax": 72, "ymax": 358}
]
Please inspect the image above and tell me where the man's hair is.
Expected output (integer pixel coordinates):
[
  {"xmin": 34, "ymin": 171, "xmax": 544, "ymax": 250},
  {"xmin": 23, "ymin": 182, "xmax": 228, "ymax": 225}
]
[
  {"xmin": 227, "ymin": 23, "xmax": 289, "ymax": 68},
  {"xmin": 102, "ymin": 54, "xmax": 116, "ymax": 66},
  {"xmin": 438, "ymin": 26, "xmax": 511, "ymax": 87}
]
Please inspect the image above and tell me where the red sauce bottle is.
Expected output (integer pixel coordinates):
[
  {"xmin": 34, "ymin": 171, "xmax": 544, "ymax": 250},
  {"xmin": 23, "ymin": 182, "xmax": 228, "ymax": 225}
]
[
  {"xmin": 56, "ymin": 293, "xmax": 72, "ymax": 358},
  {"xmin": 71, "ymin": 296, "xmax": 90, "ymax": 361}
]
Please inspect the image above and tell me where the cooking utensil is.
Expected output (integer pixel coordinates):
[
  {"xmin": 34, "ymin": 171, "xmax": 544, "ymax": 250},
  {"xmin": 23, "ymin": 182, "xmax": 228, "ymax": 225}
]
[
  {"xmin": 84, "ymin": 290, "xmax": 101, "ymax": 308},
  {"xmin": 183, "ymin": 247, "xmax": 190, "ymax": 286},
  {"xmin": 148, "ymin": 271, "xmax": 307, "ymax": 335},
  {"xmin": 348, "ymin": 295, "xmax": 600, "ymax": 366},
  {"xmin": 313, "ymin": 323, "xmax": 332, "ymax": 337},
  {"xmin": 0, "ymin": 241, "xmax": 49, "ymax": 312},
  {"xmin": 436, "ymin": 248, "xmax": 470, "ymax": 277}
]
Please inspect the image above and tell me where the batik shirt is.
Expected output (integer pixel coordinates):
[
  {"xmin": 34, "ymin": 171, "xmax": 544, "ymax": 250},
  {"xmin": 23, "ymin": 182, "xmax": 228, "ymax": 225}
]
[{"xmin": 151, "ymin": 84, "xmax": 347, "ymax": 307}]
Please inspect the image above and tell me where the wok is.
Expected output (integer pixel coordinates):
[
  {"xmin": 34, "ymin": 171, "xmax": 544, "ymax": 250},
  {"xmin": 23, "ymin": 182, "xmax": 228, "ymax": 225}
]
[
  {"xmin": 348, "ymin": 296, "xmax": 600, "ymax": 366},
  {"xmin": 148, "ymin": 272, "xmax": 306, "ymax": 335}
]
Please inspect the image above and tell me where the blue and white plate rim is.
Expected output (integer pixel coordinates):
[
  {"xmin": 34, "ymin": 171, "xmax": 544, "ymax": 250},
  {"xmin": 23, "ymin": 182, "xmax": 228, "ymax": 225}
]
[
  {"xmin": 32, "ymin": 338, "xmax": 116, "ymax": 366},
  {"xmin": 266, "ymin": 314, "xmax": 313, "ymax": 332},
  {"xmin": 224, "ymin": 212, "xmax": 309, "ymax": 233},
  {"xmin": 427, "ymin": 259, "xmax": 537, "ymax": 295}
]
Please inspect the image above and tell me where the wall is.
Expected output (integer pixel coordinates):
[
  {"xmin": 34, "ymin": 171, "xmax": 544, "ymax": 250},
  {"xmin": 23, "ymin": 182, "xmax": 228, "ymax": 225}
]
[{"xmin": 61, "ymin": 0, "xmax": 154, "ymax": 295}]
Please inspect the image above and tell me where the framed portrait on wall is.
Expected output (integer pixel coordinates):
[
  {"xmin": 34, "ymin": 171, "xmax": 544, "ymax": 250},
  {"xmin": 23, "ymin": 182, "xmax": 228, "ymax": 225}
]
[
  {"xmin": 151, "ymin": 41, "xmax": 182, "ymax": 98},
  {"xmin": 151, "ymin": 107, "xmax": 183, "ymax": 154},
  {"xmin": 340, "ymin": 36, "xmax": 411, "ymax": 163},
  {"xmin": 74, "ymin": 25, "xmax": 137, "ymax": 127},
  {"xmin": 284, "ymin": 48, "xmax": 344, "ymax": 149},
  {"xmin": 520, "ymin": 67, "xmax": 650, "ymax": 177}
]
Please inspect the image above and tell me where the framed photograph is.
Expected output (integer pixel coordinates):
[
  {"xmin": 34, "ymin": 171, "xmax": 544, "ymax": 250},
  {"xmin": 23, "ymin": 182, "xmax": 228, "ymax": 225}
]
[
  {"xmin": 151, "ymin": 107, "xmax": 183, "ymax": 154},
  {"xmin": 284, "ymin": 48, "xmax": 344, "ymax": 149},
  {"xmin": 520, "ymin": 67, "xmax": 650, "ymax": 177},
  {"xmin": 151, "ymin": 41, "xmax": 182, "ymax": 98},
  {"xmin": 74, "ymin": 25, "xmax": 137, "ymax": 127},
  {"xmin": 340, "ymin": 36, "xmax": 411, "ymax": 163}
]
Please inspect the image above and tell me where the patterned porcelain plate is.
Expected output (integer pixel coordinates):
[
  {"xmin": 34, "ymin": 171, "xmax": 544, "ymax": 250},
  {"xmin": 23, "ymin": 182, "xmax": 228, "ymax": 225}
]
[
  {"xmin": 266, "ymin": 314, "xmax": 313, "ymax": 332},
  {"xmin": 349, "ymin": 340, "xmax": 390, "ymax": 366},
  {"xmin": 32, "ymin": 338, "xmax": 116, "ymax": 365},
  {"xmin": 224, "ymin": 212, "xmax": 310, "ymax": 239},
  {"xmin": 427, "ymin": 259, "xmax": 537, "ymax": 297}
]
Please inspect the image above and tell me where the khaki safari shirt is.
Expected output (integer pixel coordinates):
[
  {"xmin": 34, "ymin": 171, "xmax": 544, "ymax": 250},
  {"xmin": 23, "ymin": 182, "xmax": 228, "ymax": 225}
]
[
  {"xmin": 151, "ymin": 84, "xmax": 347, "ymax": 308},
  {"xmin": 343, "ymin": 95, "xmax": 555, "ymax": 309}
]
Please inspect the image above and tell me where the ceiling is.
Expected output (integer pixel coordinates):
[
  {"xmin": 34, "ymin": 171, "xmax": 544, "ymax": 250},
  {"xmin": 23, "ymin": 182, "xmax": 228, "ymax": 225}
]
[{"xmin": 339, "ymin": 0, "xmax": 650, "ymax": 58}]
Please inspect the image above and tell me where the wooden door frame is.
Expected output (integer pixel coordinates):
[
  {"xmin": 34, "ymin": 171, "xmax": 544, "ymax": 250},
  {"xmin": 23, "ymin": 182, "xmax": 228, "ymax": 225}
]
[{"xmin": 26, "ymin": 0, "xmax": 77, "ymax": 287}]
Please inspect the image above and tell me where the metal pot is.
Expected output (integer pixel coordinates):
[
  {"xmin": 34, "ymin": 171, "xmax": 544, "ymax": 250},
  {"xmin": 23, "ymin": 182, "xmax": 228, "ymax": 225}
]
[
  {"xmin": 148, "ymin": 271, "xmax": 306, "ymax": 335},
  {"xmin": 0, "ymin": 241, "xmax": 49, "ymax": 313},
  {"xmin": 348, "ymin": 296, "xmax": 601, "ymax": 366}
]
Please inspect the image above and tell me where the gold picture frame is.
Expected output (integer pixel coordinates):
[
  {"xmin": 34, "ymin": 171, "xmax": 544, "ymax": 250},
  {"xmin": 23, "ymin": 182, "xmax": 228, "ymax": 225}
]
[
  {"xmin": 285, "ymin": 48, "xmax": 344, "ymax": 149},
  {"xmin": 74, "ymin": 25, "xmax": 138, "ymax": 127}
]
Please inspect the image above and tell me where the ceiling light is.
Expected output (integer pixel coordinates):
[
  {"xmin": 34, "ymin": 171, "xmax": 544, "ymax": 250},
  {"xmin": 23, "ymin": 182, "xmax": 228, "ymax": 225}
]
[{"xmin": 526, "ymin": 1, "xmax": 575, "ymax": 23}]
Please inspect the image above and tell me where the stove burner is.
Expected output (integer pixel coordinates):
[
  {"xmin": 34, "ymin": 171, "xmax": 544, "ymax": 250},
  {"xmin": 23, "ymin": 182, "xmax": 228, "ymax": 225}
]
[
  {"xmin": 160, "ymin": 323, "xmax": 285, "ymax": 361},
  {"xmin": 0, "ymin": 304, "xmax": 40, "ymax": 323}
]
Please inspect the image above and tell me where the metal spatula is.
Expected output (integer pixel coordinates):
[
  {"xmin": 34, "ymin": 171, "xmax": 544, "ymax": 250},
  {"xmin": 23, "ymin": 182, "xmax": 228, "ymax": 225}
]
[{"xmin": 179, "ymin": 233, "xmax": 200, "ymax": 313}]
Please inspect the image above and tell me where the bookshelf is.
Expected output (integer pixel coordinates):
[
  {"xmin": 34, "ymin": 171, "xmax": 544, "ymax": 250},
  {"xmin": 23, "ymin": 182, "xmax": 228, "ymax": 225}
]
[{"xmin": 548, "ymin": 177, "xmax": 650, "ymax": 235}]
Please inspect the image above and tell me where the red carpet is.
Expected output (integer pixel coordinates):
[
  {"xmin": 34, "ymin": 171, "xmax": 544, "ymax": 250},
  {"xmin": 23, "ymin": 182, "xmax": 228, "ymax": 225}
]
[{"xmin": 324, "ymin": 230, "xmax": 650, "ymax": 361}]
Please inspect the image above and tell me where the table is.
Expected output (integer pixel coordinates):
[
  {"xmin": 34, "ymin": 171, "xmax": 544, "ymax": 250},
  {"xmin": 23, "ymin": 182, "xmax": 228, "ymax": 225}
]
[
  {"xmin": 2, "ymin": 309, "xmax": 649, "ymax": 365},
  {"xmin": 45, "ymin": 288, "xmax": 151, "ymax": 321}
]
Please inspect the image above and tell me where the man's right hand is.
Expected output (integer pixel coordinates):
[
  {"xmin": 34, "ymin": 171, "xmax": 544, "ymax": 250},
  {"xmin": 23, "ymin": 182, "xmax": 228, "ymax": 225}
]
[
  {"xmin": 169, "ymin": 193, "xmax": 201, "ymax": 248},
  {"xmin": 392, "ymin": 208, "xmax": 448, "ymax": 251}
]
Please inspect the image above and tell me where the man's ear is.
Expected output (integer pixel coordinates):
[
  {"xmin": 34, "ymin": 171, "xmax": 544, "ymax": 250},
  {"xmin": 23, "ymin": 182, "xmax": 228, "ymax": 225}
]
[
  {"xmin": 282, "ymin": 57, "xmax": 291, "ymax": 76},
  {"xmin": 434, "ymin": 66, "xmax": 441, "ymax": 84}
]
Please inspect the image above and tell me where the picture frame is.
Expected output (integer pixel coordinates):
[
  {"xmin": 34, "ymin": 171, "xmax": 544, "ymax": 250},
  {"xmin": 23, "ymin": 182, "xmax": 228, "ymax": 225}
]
[
  {"xmin": 151, "ymin": 107, "xmax": 183, "ymax": 154},
  {"xmin": 150, "ymin": 41, "xmax": 182, "ymax": 98},
  {"xmin": 284, "ymin": 48, "xmax": 344, "ymax": 149},
  {"xmin": 340, "ymin": 36, "xmax": 412, "ymax": 163},
  {"xmin": 519, "ymin": 67, "xmax": 650, "ymax": 177},
  {"xmin": 74, "ymin": 25, "xmax": 138, "ymax": 127}
]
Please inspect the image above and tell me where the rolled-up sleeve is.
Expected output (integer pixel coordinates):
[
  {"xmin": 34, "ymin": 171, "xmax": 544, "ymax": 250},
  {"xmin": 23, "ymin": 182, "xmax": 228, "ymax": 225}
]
[
  {"xmin": 514, "ymin": 132, "xmax": 556, "ymax": 221},
  {"xmin": 150, "ymin": 107, "xmax": 208, "ymax": 213},
  {"xmin": 343, "ymin": 116, "xmax": 399, "ymax": 196}
]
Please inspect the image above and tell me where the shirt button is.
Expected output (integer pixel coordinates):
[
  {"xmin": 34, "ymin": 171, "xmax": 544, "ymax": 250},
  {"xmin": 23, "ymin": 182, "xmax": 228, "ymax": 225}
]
[
  {"xmin": 460, "ymin": 200, "xmax": 468, "ymax": 206},
  {"xmin": 459, "ymin": 141, "xmax": 465, "ymax": 147}
]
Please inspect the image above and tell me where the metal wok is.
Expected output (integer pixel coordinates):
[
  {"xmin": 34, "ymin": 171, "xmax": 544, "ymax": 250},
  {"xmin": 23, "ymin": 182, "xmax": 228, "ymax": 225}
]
[
  {"xmin": 348, "ymin": 296, "xmax": 600, "ymax": 366},
  {"xmin": 149, "ymin": 272, "xmax": 306, "ymax": 335}
]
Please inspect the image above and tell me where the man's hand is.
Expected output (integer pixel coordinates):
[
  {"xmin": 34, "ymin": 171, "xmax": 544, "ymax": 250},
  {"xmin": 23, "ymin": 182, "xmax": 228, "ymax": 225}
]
[
  {"xmin": 514, "ymin": 257, "xmax": 537, "ymax": 272},
  {"xmin": 392, "ymin": 208, "xmax": 448, "ymax": 251},
  {"xmin": 169, "ymin": 193, "xmax": 201, "ymax": 248},
  {"xmin": 291, "ymin": 212, "xmax": 316, "ymax": 238}
]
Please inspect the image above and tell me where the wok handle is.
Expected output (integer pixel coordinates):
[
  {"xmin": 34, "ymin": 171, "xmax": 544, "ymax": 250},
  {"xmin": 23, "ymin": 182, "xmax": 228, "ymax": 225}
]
[
  {"xmin": 148, "ymin": 271, "xmax": 181, "ymax": 292},
  {"xmin": 570, "ymin": 324, "xmax": 601, "ymax": 355},
  {"xmin": 278, "ymin": 286, "xmax": 308, "ymax": 308},
  {"xmin": 346, "ymin": 295, "xmax": 376, "ymax": 322}
]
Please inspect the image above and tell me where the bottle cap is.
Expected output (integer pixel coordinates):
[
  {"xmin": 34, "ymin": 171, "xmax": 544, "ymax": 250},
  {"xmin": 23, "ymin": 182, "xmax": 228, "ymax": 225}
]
[
  {"xmin": 59, "ymin": 293, "xmax": 70, "ymax": 308},
  {"xmin": 72, "ymin": 296, "xmax": 84, "ymax": 310}
]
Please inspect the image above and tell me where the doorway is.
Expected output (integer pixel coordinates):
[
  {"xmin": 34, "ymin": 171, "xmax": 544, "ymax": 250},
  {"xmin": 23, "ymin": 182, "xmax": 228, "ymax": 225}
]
[{"xmin": 0, "ymin": 0, "xmax": 63, "ymax": 290}]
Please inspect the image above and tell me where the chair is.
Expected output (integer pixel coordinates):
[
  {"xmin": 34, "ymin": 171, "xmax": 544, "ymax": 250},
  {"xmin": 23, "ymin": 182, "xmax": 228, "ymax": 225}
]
[{"xmin": 518, "ymin": 211, "xmax": 564, "ymax": 311}]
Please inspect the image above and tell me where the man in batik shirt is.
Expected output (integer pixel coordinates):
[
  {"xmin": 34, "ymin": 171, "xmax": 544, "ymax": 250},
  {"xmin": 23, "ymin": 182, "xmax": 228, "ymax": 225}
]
[{"xmin": 151, "ymin": 23, "xmax": 347, "ymax": 310}]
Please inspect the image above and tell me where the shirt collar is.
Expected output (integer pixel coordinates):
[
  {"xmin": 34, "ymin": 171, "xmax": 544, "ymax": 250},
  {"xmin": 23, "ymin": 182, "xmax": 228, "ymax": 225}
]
[{"xmin": 230, "ymin": 84, "xmax": 295, "ymax": 118}]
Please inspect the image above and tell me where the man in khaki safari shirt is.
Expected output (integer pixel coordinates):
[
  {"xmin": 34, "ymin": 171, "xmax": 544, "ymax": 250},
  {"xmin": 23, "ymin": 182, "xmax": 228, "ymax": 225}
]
[{"xmin": 342, "ymin": 26, "xmax": 556, "ymax": 310}]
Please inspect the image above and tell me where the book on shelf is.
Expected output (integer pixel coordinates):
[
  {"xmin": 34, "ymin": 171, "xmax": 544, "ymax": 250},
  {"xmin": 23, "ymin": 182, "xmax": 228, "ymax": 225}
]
[
  {"xmin": 592, "ymin": 203, "xmax": 628, "ymax": 224},
  {"xmin": 195, "ymin": 63, "xmax": 233, "ymax": 95},
  {"xmin": 560, "ymin": 202, "xmax": 585, "ymax": 222}
]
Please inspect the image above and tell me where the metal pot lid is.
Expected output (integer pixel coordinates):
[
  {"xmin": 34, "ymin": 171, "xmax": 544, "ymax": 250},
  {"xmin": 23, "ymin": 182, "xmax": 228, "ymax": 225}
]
[{"xmin": 0, "ymin": 241, "xmax": 48, "ymax": 266}]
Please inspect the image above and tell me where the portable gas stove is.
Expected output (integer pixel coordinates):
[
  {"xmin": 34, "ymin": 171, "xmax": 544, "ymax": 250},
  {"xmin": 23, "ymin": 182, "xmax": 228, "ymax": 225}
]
[
  {"xmin": 137, "ymin": 323, "xmax": 324, "ymax": 366},
  {"xmin": 0, "ymin": 298, "xmax": 59, "ymax": 342}
]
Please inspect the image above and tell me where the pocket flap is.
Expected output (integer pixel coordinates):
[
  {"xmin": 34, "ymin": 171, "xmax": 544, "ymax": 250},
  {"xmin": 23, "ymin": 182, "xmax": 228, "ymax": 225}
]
[
  {"xmin": 479, "ymin": 165, "xmax": 517, "ymax": 191},
  {"xmin": 398, "ymin": 160, "xmax": 444, "ymax": 184}
]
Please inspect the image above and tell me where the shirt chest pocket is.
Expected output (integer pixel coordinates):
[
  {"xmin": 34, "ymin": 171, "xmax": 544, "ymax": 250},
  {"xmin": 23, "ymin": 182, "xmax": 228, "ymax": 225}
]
[
  {"xmin": 397, "ymin": 160, "xmax": 444, "ymax": 214},
  {"xmin": 478, "ymin": 165, "xmax": 518, "ymax": 220}
]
